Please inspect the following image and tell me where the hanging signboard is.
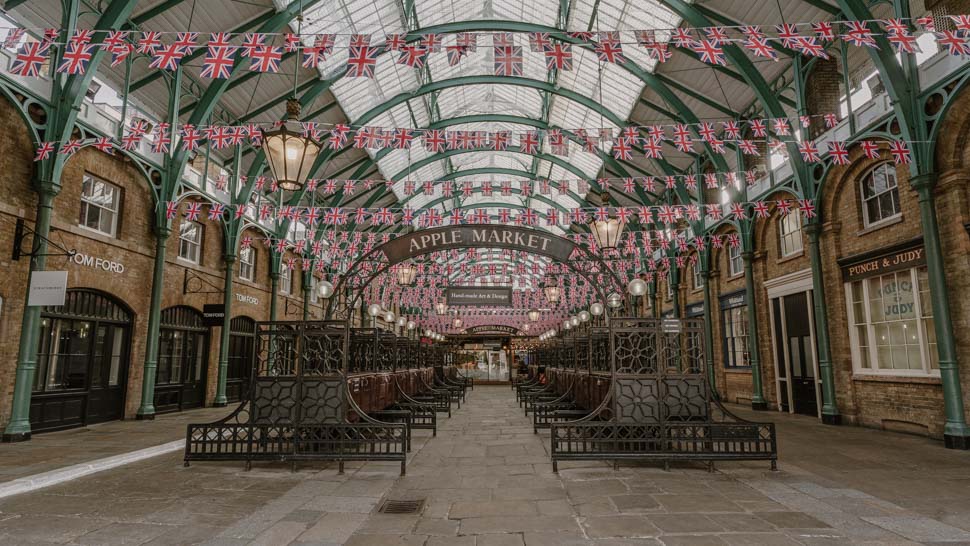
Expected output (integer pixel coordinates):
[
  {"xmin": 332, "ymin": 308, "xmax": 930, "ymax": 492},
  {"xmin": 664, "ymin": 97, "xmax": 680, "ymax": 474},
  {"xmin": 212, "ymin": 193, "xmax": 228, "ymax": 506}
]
[
  {"xmin": 661, "ymin": 318, "xmax": 682, "ymax": 334},
  {"xmin": 202, "ymin": 304, "xmax": 227, "ymax": 327},
  {"xmin": 462, "ymin": 324, "xmax": 520, "ymax": 335},
  {"xmin": 381, "ymin": 226, "xmax": 575, "ymax": 264},
  {"xmin": 27, "ymin": 271, "xmax": 68, "ymax": 307},
  {"xmin": 446, "ymin": 286, "xmax": 514, "ymax": 307}
]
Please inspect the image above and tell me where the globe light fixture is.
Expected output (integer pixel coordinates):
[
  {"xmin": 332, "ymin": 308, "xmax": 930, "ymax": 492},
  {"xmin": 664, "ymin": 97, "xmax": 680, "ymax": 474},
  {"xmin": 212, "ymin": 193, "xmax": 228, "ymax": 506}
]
[
  {"xmin": 563, "ymin": 320, "xmax": 572, "ymax": 331},
  {"xmin": 384, "ymin": 310, "xmax": 395, "ymax": 323},
  {"xmin": 262, "ymin": 99, "xmax": 322, "ymax": 192},
  {"xmin": 542, "ymin": 277, "xmax": 561, "ymax": 304},
  {"xmin": 607, "ymin": 292, "xmax": 623, "ymax": 308},
  {"xmin": 316, "ymin": 279, "xmax": 334, "ymax": 299},
  {"xmin": 590, "ymin": 302, "xmax": 605, "ymax": 316},
  {"xmin": 528, "ymin": 308, "xmax": 540, "ymax": 322},
  {"xmin": 397, "ymin": 316, "xmax": 406, "ymax": 327},
  {"xmin": 407, "ymin": 320, "xmax": 416, "ymax": 330},
  {"xmin": 578, "ymin": 310, "xmax": 591, "ymax": 322},
  {"xmin": 367, "ymin": 303, "xmax": 383, "ymax": 317},
  {"xmin": 627, "ymin": 277, "xmax": 648, "ymax": 296},
  {"xmin": 570, "ymin": 315, "xmax": 579, "ymax": 327},
  {"xmin": 396, "ymin": 263, "xmax": 417, "ymax": 285},
  {"xmin": 587, "ymin": 191, "xmax": 625, "ymax": 250}
]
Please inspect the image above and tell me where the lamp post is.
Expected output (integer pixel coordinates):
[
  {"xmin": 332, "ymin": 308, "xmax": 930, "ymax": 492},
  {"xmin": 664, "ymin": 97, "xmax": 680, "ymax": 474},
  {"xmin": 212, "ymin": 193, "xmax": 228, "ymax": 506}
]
[{"xmin": 262, "ymin": 99, "xmax": 322, "ymax": 193}]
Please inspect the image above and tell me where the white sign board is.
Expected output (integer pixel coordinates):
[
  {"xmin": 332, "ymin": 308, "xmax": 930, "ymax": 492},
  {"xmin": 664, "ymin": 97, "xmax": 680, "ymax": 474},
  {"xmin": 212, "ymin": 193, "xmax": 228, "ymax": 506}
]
[{"xmin": 27, "ymin": 271, "xmax": 68, "ymax": 307}]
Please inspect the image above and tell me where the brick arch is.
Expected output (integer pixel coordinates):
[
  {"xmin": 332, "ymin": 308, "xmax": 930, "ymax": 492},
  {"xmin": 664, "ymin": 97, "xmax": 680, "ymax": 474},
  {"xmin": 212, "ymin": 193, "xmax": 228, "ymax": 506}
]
[
  {"xmin": 820, "ymin": 148, "xmax": 899, "ymax": 232},
  {"xmin": 711, "ymin": 224, "xmax": 740, "ymax": 275},
  {"xmin": 934, "ymin": 83, "xmax": 970, "ymax": 174}
]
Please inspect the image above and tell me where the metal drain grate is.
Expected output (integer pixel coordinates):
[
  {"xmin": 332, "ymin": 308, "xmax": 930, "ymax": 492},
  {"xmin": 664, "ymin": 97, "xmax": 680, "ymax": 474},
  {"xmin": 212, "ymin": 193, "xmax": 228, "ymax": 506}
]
[{"xmin": 378, "ymin": 499, "xmax": 425, "ymax": 514}]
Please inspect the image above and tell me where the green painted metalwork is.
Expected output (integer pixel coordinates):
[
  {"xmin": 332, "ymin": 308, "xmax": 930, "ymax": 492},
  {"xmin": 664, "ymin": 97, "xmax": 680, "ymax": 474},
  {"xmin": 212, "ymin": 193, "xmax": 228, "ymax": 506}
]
[{"xmin": 3, "ymin": 0, "xmax": 141, "ymax": 441}]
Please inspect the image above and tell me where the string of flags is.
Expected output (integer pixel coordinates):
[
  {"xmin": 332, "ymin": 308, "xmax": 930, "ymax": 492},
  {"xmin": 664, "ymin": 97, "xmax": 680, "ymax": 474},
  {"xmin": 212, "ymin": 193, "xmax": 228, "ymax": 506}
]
[
  {"xmin": 34, "ymin": 114, "xmax": 913, "ymax": 167},
  {"xmin": 168, "ymin": 197, "xmax": 816, "ymax": 233},
  {"xmin": 5, "ymin": 15, "xmax": 970, "ymax": 80}
]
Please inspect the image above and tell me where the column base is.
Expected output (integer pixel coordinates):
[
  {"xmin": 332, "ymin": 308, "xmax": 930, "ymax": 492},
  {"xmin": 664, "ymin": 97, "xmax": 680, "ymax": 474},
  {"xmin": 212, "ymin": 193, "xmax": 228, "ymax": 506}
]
[
  {"xmin": 135, "ymin": 413, "xmax": 155, "ymax": 421},
  {"xmin": 213, "ymin": 401, "xmax": 228, "ymax": 408},
  {"xmin": 751, "ymin": 401, "xmax": 768, "ymax": 411},
  {"xmin": 944, "ymin": 433, "xmax": 970, "ymax": 450},
  {"xmin": 821, "ymin": 413, "xmax": 841, "ymax": 426},
  {"xmin": 2, "ymin": 431, "xmax": 31, "ymax": 442}
]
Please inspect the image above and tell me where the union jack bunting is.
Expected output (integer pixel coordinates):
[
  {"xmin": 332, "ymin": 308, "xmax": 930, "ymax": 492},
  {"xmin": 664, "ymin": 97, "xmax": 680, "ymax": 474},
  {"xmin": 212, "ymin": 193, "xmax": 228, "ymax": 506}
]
[
  {"xmin": 776, "ymin": 199, "xmax": 794, "ymax": 216},
  {"xmin": 493, "ymin": 46, "xmax": 523, "ymax": 76},
  {"xmin": 860, "ymin": 140, "xmax": 880, "ymax": 159},
  {"xmin": 202, "ymin": 42, "xmax": 235, "ymax": 78},
  {"xmin": 59, "ymin": 139, "xmax": 83, "ymax": 156},
  {"xmin": 842, "ymin": 21, "xmax": 878, "ymax": 48},
  {"xmin": 346, "ymin": 45, "xmax": 379, "ymax": 77},
  {"xmin": 446, "ymin": 45, "xmax": 467, "ymax": 66},
  {"xmin": 250, "ymin": 46, "xmax": 282, "ymax": 72},
  {"xmin": 184, "ymin": 202, "xmax": 203, "ymax": 221},
  {"xmin": 743, "ymin": 35, "xmax": 778, "ymax": 60},
  {"xmin": 398, "ymin": 45, "xmax": 429, "ymax": 67},
  {"xmin": 798, "ymin": 199, "xmax": 817, "ymax": 218},
  {"xmin": 692, "ymin": 39, "xmax": 725, "ymax": 65},
  {"xmin": 148, "ymin": 44, "xmax": 185, "ymax": 71},
  {"xmin": 104, "ymin": 31, "xmax": 133, "ymax": 67},
  {"xmin": 812, "ymin": 21, "xmax": 835, "ymax": 41},
  {"xmin": 889, "ymin": 140, "xmax": 911, "ymax": 164},
  {"xmin": 594, "ymin": 40, "xmax": 625, "ymax": 63},
  {"xmin": 10, "ymin": 42, "xmax": 49, "ymax": 77},
  {"xmin": 828, "ymin": 141, "xmax": 850, "ymax": 165},
  {"xmin": 529, "ymin": 32, "xmax": 552, "ymax": 52},
  {"xmin": 34, "ymin": 142, "xmax": 55, "ymax": 161},
  {"xmin": 165, "ymin": 201, "xmax": 180, "ymax": 219},
  {"xmin": 544, "ymin": 43, "xmax": 572, "ymax": 70},
  {"xmin": 936, "ymin": 31, "xmax": 970, "ymax": 56},
  {"xmin": 3, "ymin": 27, "xmax": 25, "ymax": 49},
  {"xmin": 137, "ymin": 31, "xmax": 162, "ymax": 55}
]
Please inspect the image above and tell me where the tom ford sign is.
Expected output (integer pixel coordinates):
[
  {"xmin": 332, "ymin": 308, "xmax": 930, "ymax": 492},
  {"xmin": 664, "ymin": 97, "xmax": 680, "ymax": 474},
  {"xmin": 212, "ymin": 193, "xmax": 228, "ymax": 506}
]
[
  {"xmin": 446, "ymin": 286, "xmax": 513, "ymax": 307},
  {"xmin": 841, "ymin": 244, "xmax": 925, "ymax": 282},
  {"xmin": 381, "ymin": 226, "xmax": 575, "ymax": 264}
]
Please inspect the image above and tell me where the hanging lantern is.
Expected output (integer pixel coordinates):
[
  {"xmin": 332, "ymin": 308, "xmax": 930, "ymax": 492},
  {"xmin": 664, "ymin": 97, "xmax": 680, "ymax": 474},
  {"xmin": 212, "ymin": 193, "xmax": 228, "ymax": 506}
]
[
  {"xmin": 587, "ymin": 191, "xmax": 625, "ymax": 250},
  {"xmin": 528, "ymin": 308, "xmax": 540, "ymax": 322},
  {"xmin": 453, "ymin": 317, "xmax": 463, "ymax": 329},
  {"xmin": 607, "ymin": 292, "xmax": 623, "ymax": 308},
  {"xmin": 435, "ymin": 300, "xmax": 448, "ymax": 315},
  {"xmin": 396, "ymin": 263, "xmax": 417, "ymax": 285},
  {"xmin": 542, "ymin": 277, "xmax": 561, "ymax": 304},
  {"xmin": 262, "ymin": 99, "xmax": 322, "ymax": 192},
  {"xmin": 407, "ymin": 320, "xmax": 416, "ymax": 330}
]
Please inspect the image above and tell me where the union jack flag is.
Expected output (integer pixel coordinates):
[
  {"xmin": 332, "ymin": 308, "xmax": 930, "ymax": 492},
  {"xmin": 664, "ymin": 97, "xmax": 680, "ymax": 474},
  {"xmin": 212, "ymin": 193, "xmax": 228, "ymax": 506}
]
[
  {"xmin": 137, "ymin": 31, "xmax": 162, "ymax": 55},
  {"xmin": 10, "ymin": 42, "xmax": 49, "ymax": 77},
  {"xmin": 3, "ymin": 27, "xmax": 25, "ymax": 49},
  {"xmin": 843, "ymin": 21, "xmax": 879, "ymax": 49},
  {"xmin": 828, "ymin": 141, "xmax": 849, "ymax": 165},
  {"xmin": 798, "ymin": 140, "xmax": 821, "ymax": 162},
  {"xmin": 165, "ymin": 201, "xmax": 180, "ymax": 219},
  {"xmin": 642, "ymin": 137, "xmax": 663, "ymax": 159},
  {"xmin": 173, "ymin": 32, "xmax": 199, "ymax": 54},
  {"xmin": 92, "ymin": 137, "xmax": 114, "ymax": 155},
  {"xmin": 250, "ymin": 46, "xmax": 282, "ymax": 72},
  {"xmin": 742, "ymin": 35, "xmax": 777, "ymax": 60},
  {"xmin": 936, "ymin": 31, "xmax": 970, "ymax": 56},
  {"xmin": 455, "ymin": 32, "xmax": 478, "ymax": 51},
  {"xmin": 860, "ymin": 140, "xmax": 881, "ymax": 159},
  {"xmin": 705, "ymin": 204, "xmax": 723, "ymax": 221},
  {"xmin": 520, "ymin": 131, "xmax": 540, "ymax": 154},
  {"xmin": 887, "ymin": 30, "xmax": 919, "ymax": 54},
  {"xmin": 671, "ymin": 27, "xmax": 699, "ymax": 49},
  {"xmin": 729, "ymin": 202, "xmax": 747, "ymax": 220},
  {"xmin": 692, "ymin": 39, "xmax": 725, "ymax": 65},
  {"xmin": 184, "ymin": 202, "xmax": 203, "ymax": 221},
  {"xmin": 240, "ymin": 33, "xmax": 265, "ymax": 57},
  {"xmin": 397, "ymin": 45, "xmax": 429, "ymax": 67},
  {"xmin": 149, "ymin": 44, "xmax": 186, "ymax": 71},
  {"xmin": 612, "ymin": 138, "xmax": 633, "ymax": 160},
  {"xmin": 795, "ymin": 37, "xmax": 829, "ymax": 59},
  {"xmin": 57, "ymin": 42, "xmax": 96, "ymax": 75},
  {"xmin": 594, "ymin": 40, "xmax": 625, "ymax": 64},
  {"xmin": 776, "ymin": 200, "xmax": 794, "ymax": 216},
  {"xmin": 798, "ymin": 199, "xmax": 817, "ymax": 219},
  {"xmin": 201, "ymin": 35, "xmax": 235, "ymax": 78},
  {"xmin": 384, "ymin": 33, "xmax": 407, "ymax": 51},
  {"xmin": 812, "ymin": 21, "xmax": 835, "ymax": 42},
  {"xmin": 346, "ymin": 45, "xmax": 379, "ymax": 77},
  {"xmin": 749, "ymin": 118, "xmax": 767, "ymax": 137},
  {"xmin": 545, "ymin": 43, "xmax": 572, "ymax": 70},
  {"xmin": 104, "ymin": 31, "xmax": 133, "ymax": 67},
  {"xmin": 34, "ymin": 142, "xmax": 55, "ymax": 161},
  {"xmin": 889, "ymin": 140, "xmax": 911, "ymax": 164},
  {"xmin": 208, "ymin": 203, "xmax": 225, "ymax": 220},
  {"xmin": 446, "ymin": 45, "xmax": 468, "ymax": 66},
  {"xmin": 59, "ymin": 139, "xmax": 83, "ymax": 156},
  {"xmin": 493, "ymin": 46, "xmax": 523, "ymax": 76}
]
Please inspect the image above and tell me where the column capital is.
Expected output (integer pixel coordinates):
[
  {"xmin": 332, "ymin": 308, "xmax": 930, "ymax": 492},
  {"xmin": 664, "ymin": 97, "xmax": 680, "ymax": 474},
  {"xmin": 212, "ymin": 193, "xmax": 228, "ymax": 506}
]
[
  {"xmin": 741, "ymin": 250, "xmax": 755, "ymax": 262},
  {"xmin": 909, "ymin": 172, "xmax": 939, "ymax": 195}
]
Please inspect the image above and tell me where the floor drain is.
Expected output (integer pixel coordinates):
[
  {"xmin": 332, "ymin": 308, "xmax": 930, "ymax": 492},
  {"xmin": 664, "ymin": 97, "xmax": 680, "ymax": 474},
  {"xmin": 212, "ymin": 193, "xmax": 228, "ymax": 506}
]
[{"xmin": 378, "ymin": 499, "xmax": 425, "ymax": 514}]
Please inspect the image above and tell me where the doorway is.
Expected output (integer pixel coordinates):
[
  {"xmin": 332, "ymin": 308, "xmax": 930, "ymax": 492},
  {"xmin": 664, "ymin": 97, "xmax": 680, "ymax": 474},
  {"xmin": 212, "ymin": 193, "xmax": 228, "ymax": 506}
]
[
  {"xmin": 766, "ymin": 270, "xmax": 821, "ymax": 417},
  {"xmin": 154, "ymin": 306, "xmax": 209, "ymax": 413},
  {"xmin": 226, "ymin": 316, "xmax": 256, "ymax": 403},
  {"xmin": 30, "ymin": 289, "xmax": 131, "ymax": 432}
]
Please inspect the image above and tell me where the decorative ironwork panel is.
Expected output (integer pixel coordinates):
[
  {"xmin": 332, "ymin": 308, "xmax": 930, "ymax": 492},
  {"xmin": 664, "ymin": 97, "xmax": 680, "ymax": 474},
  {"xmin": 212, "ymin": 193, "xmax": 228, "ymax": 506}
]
[
  {"xmin": 300, "ymin": 378, "xmax": 344, "ymax": 424},
  {"xmin": 662, "ymin": 377, "xmax": 708, "ymax": 421},
  {"xmin": 615, "ymin": 378, "xmax": 660, "ymax": 424},
  {"xmin": 612, "ymin": 318, "xmax": 659, "ymax": 375},
  {"xmin": 252, "ymin": 378, "xmax": 299, "ymax": 425}
]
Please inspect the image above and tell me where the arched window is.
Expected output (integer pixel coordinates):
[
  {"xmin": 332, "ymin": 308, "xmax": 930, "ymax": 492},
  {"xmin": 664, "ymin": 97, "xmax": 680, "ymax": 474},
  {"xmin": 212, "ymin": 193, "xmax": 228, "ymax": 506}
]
[
  {"xmin": 728, "ymin": 243, "xmax": 743, "ymax": 277},
  {"xmin": 861, "ymin": 163, "xmax": 901, "ymax": 227},
  {"xmin": 779, "ymin": 212, "xmax": 803, "ymax": 257}
]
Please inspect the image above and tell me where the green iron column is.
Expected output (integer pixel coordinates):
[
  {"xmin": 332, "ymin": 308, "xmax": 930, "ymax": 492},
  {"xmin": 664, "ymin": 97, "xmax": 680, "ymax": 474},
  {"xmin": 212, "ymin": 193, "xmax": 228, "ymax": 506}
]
[
  {"xmin": 136, "ymin": 228, "xmax": 170, "ymax": 419},
  {"xmin": 301, "ymin": 272, "xmax": 312, "ymax": 321},
  {"xmin": 700, "ymin": 257, "xmax": 717, "ymax": 398},
  {"xmin": 213, "ymin": 253, "xmax": 236, "ymax": 407},
  {"xmin": 912, "ymin": 173, "xmax": 970, "ymax": 449},
  {"xmin": 804, "ymin": 223, "xmax": 840, "ymax": 425},
  {"xmin": 742, "ymin": 251, "xmax": 767, "ymax": 410},
  {"xmin": 3, "ymin": 186, "xmax": 58, "ymax": 441},
  {"xmin": 670, "ymin": 268, "xmax": 681, "ymax": 318}
]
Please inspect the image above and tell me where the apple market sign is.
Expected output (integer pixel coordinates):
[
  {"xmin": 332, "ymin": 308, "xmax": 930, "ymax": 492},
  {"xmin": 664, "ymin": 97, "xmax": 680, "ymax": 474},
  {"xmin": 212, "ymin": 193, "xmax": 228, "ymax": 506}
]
[
  {"xmin": 381, "ymin": 226, "xmax": 575, "ymax": 264},
  {"xmin": 71, "ymin": 251, "xmax": 125, "ymax": 274}
]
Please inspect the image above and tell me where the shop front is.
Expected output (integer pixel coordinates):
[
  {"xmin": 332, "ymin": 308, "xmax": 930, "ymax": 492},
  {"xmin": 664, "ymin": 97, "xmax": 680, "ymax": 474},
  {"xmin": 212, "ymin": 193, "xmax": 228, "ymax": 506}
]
[
  {"xmin": 154, "ymin": 306, "xmax": 209, "ymax": 413},
  {"xmin": 764, "ymin": 270, "xmax": 821, "ymax": 417},
  {"xmin": 226, "ymin": 316, "xmax": 256, "ymax": 403},
  {"xmin": 30, "ymin": 289, "xmax": 132, "ymax": 433}
]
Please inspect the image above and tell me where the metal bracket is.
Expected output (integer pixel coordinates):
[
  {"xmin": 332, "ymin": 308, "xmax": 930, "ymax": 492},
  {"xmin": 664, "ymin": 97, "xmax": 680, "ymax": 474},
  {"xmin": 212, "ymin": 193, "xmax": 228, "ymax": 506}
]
[
  {"xmin": 183, "ymin": 269, "xmax": 223, "ymax": 295},
  {"xmin": 284, "ymin": 297, "xmax": 302, "ymax": 317},
  {"xmin": 11, "ymin": 218, "xmax": 76, "ymax": 261}
]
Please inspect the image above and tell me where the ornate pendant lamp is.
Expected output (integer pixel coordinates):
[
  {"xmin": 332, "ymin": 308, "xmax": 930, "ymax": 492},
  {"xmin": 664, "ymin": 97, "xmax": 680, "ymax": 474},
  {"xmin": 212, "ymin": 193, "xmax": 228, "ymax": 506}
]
[
  {"xmin": 587, "ymin": 191, "xmax": 625, "ymax": 250},
  {"xmin": 396, "ymin": 263, "xmax": 417, "ymax": 285},
  {"xmin": 262, "ymin": 98, "xmax": 321, "ymax": 192},
  {"xmin": 527, "ymin": 308, "xmax": 540, "ymax": 322},
  {"xmin": 541, "ymin": 276, "xmax": 561, "ymax": 304}
]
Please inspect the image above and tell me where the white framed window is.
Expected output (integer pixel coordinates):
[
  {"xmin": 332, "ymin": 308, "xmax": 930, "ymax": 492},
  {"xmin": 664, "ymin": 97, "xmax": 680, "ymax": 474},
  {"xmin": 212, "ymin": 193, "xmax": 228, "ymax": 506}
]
[
  {"xmin": 309, "ymin": 276, "xmax": 319, "ymax": 304},
  {"xmin": 79, "ymin": 175, "xmax": 121, "ymax": 237},
  {"xmin": 722, "ymin": 306, "xmax": 748, "ymax": 368},
  {"xmin": 779, "ymin": 212, "xmax": 803, "ymax": 257},
  {"xmin": 861, "ymin": 163, "xmax": 901, "ymax": 227},
  {"xmin": 846, "ymin": 266, "xmax": 938, "ymax": 376},
  {"xmin": 728, "ymin": 244, "xmax": 743, "ymax": 277},
  {"xmin": 177, "ymin": 221, "xmax": 203, "ymax": 264},
  {"xmin": 280, "ymin": 265, "xmax": 292, "ymax": 295},
  {"xmin": 238, "ymin": 246, "xmax": 255, "ymax": 282},
  {"xmin": 692, "ymin": 260, "xmax": 704, "ymax": 290}
]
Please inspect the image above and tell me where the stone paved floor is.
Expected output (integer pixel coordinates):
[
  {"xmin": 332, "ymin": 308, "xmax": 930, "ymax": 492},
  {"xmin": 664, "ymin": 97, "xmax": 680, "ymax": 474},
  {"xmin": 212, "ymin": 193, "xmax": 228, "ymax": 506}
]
[{"xmin": 0, "ymin": 386, "xmax": 969, "ymax": 545}]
